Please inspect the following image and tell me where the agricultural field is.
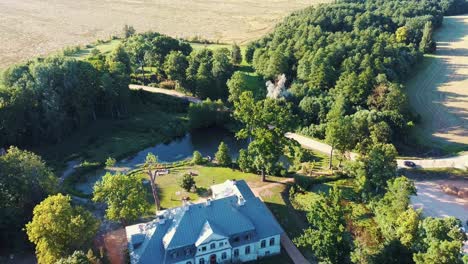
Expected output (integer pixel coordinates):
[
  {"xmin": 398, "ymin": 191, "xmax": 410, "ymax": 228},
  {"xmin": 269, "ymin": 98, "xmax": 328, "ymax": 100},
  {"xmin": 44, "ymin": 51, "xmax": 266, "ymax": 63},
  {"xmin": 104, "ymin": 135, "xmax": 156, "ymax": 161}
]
[
  {"xmin": 0, "ymin": 0, "xmax": 329, "ymax": 69},
  {"xmin": 406, "ymin": 16, "xmax": 468, "ymax": 152}
]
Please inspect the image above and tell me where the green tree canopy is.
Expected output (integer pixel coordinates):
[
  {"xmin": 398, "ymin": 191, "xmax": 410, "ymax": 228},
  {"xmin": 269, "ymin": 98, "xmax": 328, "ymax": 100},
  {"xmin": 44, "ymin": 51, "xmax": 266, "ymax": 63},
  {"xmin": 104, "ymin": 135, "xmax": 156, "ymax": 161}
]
[
  {"xmin": 0, "ymin": 147, "xmax": 57, "ymax": 246},
  {"xmin": 26, "ymin": 194, "xmax": 99, "ymax": 264},
  {"xmin": 295, "ymin": 187, "xmax": 353, "ymax": 264},
  {"xmin": 215, "ymin": 141, "xmax": 232, "ymax": 167},
  {"xmin": 93, "ymin": 173, "xmax": 149, "ymax": 223}
]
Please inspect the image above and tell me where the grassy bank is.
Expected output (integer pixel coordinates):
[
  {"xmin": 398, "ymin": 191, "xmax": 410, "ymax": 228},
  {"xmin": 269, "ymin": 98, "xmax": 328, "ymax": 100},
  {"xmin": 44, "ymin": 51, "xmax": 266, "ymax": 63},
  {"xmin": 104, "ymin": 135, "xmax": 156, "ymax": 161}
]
[{"xmin": 33, "ymin": 91, "xmax": 189, "ymax": 173}]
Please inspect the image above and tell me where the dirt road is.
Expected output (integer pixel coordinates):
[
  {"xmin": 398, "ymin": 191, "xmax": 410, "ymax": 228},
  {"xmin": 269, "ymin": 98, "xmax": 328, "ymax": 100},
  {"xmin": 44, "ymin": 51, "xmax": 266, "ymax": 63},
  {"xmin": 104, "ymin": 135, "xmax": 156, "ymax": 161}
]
[{"xmin": 411, "ymin": 178, "xmax": 468, "ymax": 253}]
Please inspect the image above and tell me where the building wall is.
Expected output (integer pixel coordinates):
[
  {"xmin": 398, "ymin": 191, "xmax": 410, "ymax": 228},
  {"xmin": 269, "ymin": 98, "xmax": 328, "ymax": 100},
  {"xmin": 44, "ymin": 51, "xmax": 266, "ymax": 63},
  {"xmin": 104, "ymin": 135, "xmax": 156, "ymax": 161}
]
[
  {"xmin": 195, "ymin": 249, "xmax": 232, "ymax": 264},
  {"xmin": 256, "ymin": 235, "xmax": 281, "ymax": 258},
  {"xmin": 231, "ymin": 242, "xmax": 258, "ymax": 263}
]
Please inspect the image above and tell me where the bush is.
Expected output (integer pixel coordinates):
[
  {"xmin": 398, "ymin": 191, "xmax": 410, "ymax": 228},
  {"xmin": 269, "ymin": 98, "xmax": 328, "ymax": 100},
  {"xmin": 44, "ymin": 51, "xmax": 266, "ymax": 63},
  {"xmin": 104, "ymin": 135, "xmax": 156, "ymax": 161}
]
[
  {"xmin": 179, "ymin": 174, "xmax": 196, "ymax": 192},
  {"xmin": 159, "ymin": 80, "xmax": 176, "ymax": 90},
  {"xmin": 188, "ymin": 99, "xmax": 229, "ymax": 129},
  {"xmin": 192, "ymin": 151, "xmax": 204, "ymax": 165}
]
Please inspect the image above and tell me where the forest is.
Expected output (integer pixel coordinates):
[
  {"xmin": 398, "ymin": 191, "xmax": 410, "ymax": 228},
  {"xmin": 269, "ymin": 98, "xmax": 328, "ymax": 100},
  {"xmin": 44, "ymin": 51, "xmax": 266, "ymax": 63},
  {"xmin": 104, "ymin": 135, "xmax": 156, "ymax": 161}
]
[{"xmin": 1, "ymin": 0, "xmax": 468, "ymax": 263}]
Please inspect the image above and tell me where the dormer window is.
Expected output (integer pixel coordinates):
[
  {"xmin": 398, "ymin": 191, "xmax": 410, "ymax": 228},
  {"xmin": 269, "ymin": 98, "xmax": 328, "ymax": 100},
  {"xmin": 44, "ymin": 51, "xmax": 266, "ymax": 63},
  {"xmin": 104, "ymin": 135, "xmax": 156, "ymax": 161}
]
[
  {"xmin": 245, "ymin": 234, "xmax": 251, "ymax": 241},
  {"xmin": 233, "ymin": 236, "xmax": 240, "ymax": 242},
  {"xmin": 185, "ymin": 248, "xmax": 191, "ymax": 256}
]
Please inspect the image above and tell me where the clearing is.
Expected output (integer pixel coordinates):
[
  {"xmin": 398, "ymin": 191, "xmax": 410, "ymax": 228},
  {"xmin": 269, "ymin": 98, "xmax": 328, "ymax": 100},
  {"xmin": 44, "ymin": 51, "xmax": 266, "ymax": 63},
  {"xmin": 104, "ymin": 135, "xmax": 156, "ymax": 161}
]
[
  {"xmin": 406, "ymin": 16, "xmax": 468, "ymax": 152},
  {"xmin": 0, "ymin": 0, "xmax": 329, "ymax": 69}
]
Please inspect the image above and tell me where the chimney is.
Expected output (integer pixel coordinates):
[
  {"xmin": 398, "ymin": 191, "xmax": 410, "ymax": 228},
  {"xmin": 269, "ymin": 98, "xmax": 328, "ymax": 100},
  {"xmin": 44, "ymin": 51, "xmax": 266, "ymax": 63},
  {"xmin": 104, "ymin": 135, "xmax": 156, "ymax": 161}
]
[
  {"xmin": 238, "ymin": 196, "xmax": 245, "ymax": 206},
  {"xmin": 182, "ymin": 200, "xmax": 190, "ymax": 211},
  {"xmin": 206, "ymin": 198, "xmax": 211, "ymax": 206}
]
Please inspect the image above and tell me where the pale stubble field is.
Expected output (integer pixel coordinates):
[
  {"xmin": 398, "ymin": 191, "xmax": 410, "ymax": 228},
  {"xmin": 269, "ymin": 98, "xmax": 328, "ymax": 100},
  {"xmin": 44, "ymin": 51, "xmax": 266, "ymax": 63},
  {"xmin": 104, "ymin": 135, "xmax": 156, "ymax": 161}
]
[{"xmin": 0, "ymin": 0, "xmax": 329, "ymax": 68}]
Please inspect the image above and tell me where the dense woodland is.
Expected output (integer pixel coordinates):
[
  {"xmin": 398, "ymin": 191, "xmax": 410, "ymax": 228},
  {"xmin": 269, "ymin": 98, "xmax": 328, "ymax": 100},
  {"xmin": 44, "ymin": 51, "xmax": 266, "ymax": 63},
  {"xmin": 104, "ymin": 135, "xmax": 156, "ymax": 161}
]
[
  {"xmin": 1, "ymin": 0, "xmax": 468, "ymax": 263},
  {"xmin": 247, "ymin": 0, "xmax": 467, "ymax": 153}
]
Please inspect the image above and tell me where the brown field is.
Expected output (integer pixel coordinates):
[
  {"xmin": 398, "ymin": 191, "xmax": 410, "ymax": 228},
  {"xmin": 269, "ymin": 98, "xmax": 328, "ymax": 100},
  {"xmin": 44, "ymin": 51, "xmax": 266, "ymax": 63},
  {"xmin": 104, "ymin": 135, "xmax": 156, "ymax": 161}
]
[
  {"xmin": 407, "ymin": 16, "xmax": 468, "ymax": 150},
  {"xmin": 0, "ymin": 0, "xmax": 329, "ymax": 69}
]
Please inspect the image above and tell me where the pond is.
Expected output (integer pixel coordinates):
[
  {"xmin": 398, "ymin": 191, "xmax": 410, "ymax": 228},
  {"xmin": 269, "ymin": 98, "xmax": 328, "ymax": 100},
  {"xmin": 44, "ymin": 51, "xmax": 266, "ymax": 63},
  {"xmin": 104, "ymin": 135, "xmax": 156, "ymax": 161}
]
[{"xmin": 76, "ymin": 127, "xmax": 248, "ymax": 194}]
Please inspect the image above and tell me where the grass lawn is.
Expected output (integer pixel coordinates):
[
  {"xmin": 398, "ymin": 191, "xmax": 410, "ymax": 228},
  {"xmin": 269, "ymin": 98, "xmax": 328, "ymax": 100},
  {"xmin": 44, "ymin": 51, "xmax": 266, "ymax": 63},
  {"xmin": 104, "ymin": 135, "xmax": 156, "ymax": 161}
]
[
  {"xmin": 66, "ymin": 39, "xmax": 122, "ymax": 60},
  {"xmin": 137, "ymin": 165, "xmax": 286, "ymax": 210}
]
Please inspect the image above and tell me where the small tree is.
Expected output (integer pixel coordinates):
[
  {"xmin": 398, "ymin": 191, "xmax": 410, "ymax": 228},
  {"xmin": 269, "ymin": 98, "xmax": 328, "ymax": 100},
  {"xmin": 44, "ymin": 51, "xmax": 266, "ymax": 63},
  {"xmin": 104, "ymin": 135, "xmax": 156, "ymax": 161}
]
[
  {"xmin": 192, "ymin": 151, "xmax": 204, "ymax": 165},
  {"xmin": 55, "ymin": 251, "xmax": 91, "ymax": 264},
  {"xmin": 231, "ymin": 43, "xmax": 242, "ymax": 65},
  {"xmin": 215, "ymin": 141, "xmax": 232, "ymax": 167},
  {"xmin": 144, "ymin": 153, "xmax": 162, "ymax": 212},
  {"xmin": 179, "ymin": 174, "xmax": 196, "ymax": 192},
  {"xmin": 122, "ymin": 24, "xmax": 136, "ymax": 38},
  {"xmin": 105, "ymin": 157, "xmax": 116, "ymax": 168}
]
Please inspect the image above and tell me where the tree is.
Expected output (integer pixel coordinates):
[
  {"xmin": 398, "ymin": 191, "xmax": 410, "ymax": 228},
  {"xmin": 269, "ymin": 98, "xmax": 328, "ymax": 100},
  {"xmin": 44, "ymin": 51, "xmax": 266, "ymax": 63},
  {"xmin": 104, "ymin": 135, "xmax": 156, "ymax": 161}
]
[
  {"xmin": 396, "ymin": 26, "xmax": 409, "ymax": 43},
  {"xmin": 215, "ymin": 141, "xmax": 232, "ymax": 167},
  {"xmin": 144, "ymin": 153, "xmax": 162, "ymax": 212},
  {"xmin": 233, "ymin": 92, "xmax": 295, "ymax": 181},
  {"xmin": 237, "ymin": 149, "xmax": 252, "ymax": 172},
  {"xmin": 105, "ymin": 157, "xmax": 116, "ymax": 168},
  {"xmin": 26, "ymin": 194, "xmax": 99, "ymax": 264},
  {"xmin": 163, "ymin": 51, "xmax": 188, "ymax": 84},
  {"xmin": 373, "ymin": 177, "xmax": 418, "ymax": 245},
  {"xmin": 93, "ymin": 173, "xmax": 149, "ymax": 223},
  {"xmin": 295, "ymin": 187, "xmax": 352, "ymax": 264},
  {"xmin": 413, "ymin": 240, "xmax": 464, "ymax": 264},
  {"xmin": 192, "ymin": 151, "xmax": 204, "ymax": 165},
  {"xmin": 231, "ymin": 43, "xmax": 242, "ymax": 64},
  {"xmin": 419, "ymin": 21, "xmax": 436, "ymax": 53},
  {"xmin": 349, "ymin": 143, "xmax": 398, "ymax": 199},
  {"xmin": 122, "ymin": 24, "xmax": 136, "ymax": 38},
  {"xmin": 0, "ymin": 147, "xmax": 57, "ymax": 247},
  {"xmin": 179, "ymin": 174, "xmax": 196, "ymax": 192},
  {"xmin": 369, "ymin": 240, "xmax": 414, "ymax": 264},
  {"xmin": 55, "ymin": 251, "xmax": 91, "ymax": 264},
  {"xmin": 325, "ymin": 115, "xmax": 355, "ymax": 168}
]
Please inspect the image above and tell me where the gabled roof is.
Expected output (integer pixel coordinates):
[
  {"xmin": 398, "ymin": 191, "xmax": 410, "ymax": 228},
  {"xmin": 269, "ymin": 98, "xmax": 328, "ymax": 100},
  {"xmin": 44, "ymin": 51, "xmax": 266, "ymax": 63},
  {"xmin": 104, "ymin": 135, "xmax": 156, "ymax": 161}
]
[
  {"xmin": 195, "ymin": 220, "xmax": 227, "ymax": 246},
  {"xmin": 126, "ymin": 180, "xmax": 284, "ymax": 264}
]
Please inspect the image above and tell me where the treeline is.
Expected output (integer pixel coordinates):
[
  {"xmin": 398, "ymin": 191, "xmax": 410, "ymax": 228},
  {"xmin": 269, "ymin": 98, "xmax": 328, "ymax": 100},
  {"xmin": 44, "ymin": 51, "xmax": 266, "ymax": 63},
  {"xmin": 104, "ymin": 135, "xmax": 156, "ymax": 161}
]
[
  {"xmin": 122, "ymin": 32, "xmax": 237, "ymax": 100},
  {"xmin": 0, "ymin": 46, "xmax": 132, "ymax": 146},
  {"xmin": 247, "ymin": 0, "xmax": 465, "ymax": 148}
]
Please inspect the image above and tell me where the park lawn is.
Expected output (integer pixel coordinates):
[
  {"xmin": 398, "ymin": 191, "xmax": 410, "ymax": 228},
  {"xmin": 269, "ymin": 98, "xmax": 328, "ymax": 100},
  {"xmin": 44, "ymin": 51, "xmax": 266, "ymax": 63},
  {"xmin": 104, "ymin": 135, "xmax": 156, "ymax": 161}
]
[{"xmin": 143, "ymin": 165, "xmax": 287, "ymax": 210}]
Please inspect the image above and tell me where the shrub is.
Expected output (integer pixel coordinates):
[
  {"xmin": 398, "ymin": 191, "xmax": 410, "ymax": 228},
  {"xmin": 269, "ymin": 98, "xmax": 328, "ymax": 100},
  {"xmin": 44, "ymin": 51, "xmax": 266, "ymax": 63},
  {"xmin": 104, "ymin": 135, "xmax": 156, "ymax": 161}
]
[{"xmin": 192, "ymin": 151, "xmax": 204, "ymax": 165}]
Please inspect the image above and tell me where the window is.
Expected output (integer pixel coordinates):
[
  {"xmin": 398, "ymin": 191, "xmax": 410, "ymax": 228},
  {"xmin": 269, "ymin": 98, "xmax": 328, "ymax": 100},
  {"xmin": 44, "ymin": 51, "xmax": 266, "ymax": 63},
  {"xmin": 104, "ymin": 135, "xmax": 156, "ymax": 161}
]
[
  {"xmin": 202, "ymin": 246, "xmax": 206, "ymax": 252},
  {"xmin": 233, "ymin": 236, "xmax": 240, "ymax": 242},
  {"xmin": 245, "ymin": 234, "xmax": 251, "ymax": 240},
  {"xmin": 210, "ymin": 243, "xmax": 215, "ymax": 249},
  {"xmin": 171, "ymin": 252, "xmax": 177, "ymax": 259},
  {"xmin": 270, "ymin": 237, "xmax": 275, "ymax": 246},
  {"xmin": 245, "ymin": 246, "xmax": 251, "ymax": 255},
  {"xmin": 261, "ymin": 240, "xmax": 266, "ymax": 248},
  {"xmin": 222, "ymin": 252, "xmax": 227, "ymax": 259},
  {"xmin": 199, "ymin": 258, "xmax": 205, "ymax": 264},
  {"xmin": 266, "ymin": 251, "xmax": 270, "ymax": 255},
  {"xmin": 234, "ymin": 249, "xmax": 239, "ymax": 257},
  {"xmin": 185, "ymin": 248, "xmax": 191, "ymax": 256},
  {"xmin": 219, "ymin": 242, "xmax": 223, "ymax": 247},
  {"xmin": 186, "ymin": 262, "xmax": 192, "ymax": 264}
]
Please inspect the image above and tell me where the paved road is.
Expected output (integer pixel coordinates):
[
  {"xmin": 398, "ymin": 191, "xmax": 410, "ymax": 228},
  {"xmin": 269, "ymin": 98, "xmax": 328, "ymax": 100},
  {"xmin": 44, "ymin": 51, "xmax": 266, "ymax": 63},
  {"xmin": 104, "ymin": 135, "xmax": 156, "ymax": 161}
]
[
  {"xmin": 131, "ymin": 84, "xmax": 468, "ymax": 170},
  {"xmin": 286, "ymin": 133, "xmax": 468, "ymax": 170}
]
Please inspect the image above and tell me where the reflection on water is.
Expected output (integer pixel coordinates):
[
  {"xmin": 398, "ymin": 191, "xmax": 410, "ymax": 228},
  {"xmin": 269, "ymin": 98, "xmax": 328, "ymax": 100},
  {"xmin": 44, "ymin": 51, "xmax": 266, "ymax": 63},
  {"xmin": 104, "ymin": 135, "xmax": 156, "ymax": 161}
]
[{"xmin": 76, "ymin": 127, "xmax": 247, "ymax": 194}]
